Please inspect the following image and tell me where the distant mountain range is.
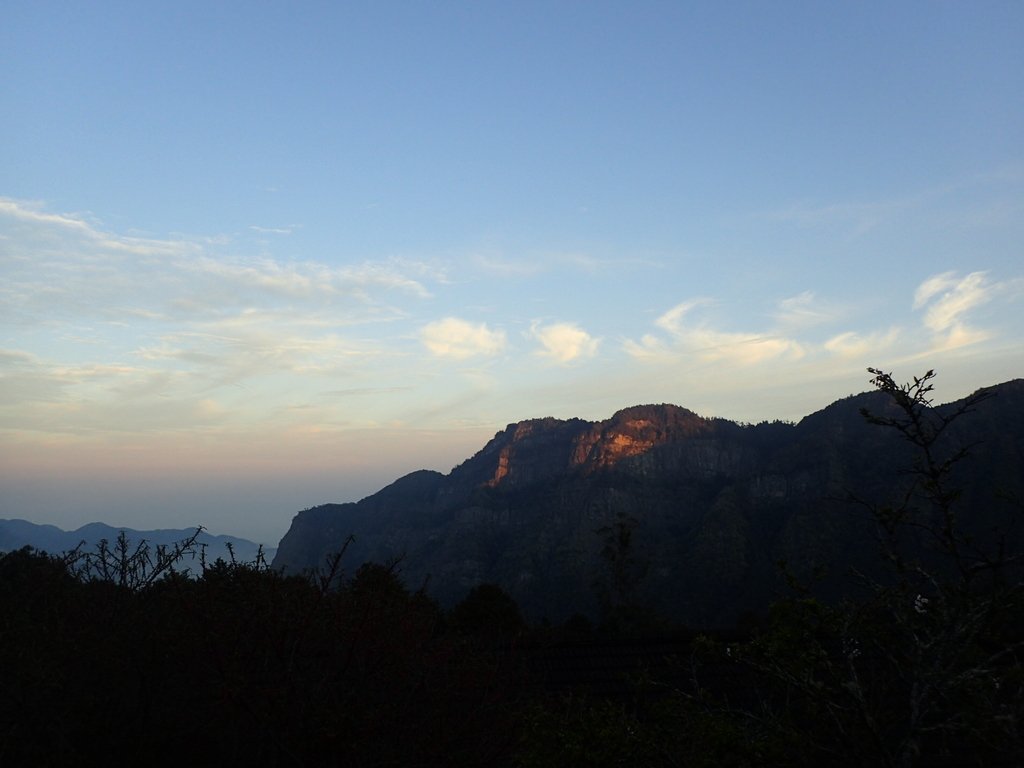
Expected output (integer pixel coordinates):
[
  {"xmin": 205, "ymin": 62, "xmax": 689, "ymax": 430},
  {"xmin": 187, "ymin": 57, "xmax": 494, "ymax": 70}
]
[
  {"xmin": 0, "ymin": 519, "xmax": 275, "ymax": 567},
  {"xmin": 273, "ymin": 379, "xmax": 1024, "ymax": 627}
]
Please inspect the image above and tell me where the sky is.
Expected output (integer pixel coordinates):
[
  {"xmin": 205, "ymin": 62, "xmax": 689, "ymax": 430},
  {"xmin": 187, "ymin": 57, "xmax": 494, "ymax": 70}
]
[{"xmin": 2, "ymin": 2, "xmax": 1023, "ymax": 545}]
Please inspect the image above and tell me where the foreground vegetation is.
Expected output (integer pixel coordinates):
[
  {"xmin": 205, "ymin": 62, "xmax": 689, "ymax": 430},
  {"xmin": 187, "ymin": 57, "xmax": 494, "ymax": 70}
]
[{"xmin": 2, "ymin": 371, "xmax": 1021, "ymax": 766}]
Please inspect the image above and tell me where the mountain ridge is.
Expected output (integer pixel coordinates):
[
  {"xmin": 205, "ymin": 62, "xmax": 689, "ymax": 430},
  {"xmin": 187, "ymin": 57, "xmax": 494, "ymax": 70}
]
[
  {"xmin": 0, "ymin": 519, "xmax": 276, "ymax": 566},
  {"xmin": 273, "ymin": 380, "xmax": 1024, "ymax": 625}
]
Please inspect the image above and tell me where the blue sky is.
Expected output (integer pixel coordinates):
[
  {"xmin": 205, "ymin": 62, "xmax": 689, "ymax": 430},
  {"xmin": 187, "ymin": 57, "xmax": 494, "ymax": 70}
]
[{"xmin": 2, "ymin": 2, "xmax": 1022, "ymax": 544}]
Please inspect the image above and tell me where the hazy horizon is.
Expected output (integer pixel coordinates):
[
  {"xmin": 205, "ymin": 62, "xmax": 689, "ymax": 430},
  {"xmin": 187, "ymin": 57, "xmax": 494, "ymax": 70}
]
[{"xmin": 3, "ymin": 3, "xmax": 1022, "ymax": 544}]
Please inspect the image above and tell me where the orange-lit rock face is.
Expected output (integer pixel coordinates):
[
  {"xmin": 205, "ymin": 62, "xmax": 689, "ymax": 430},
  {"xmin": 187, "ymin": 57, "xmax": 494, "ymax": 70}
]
[
  {"xmin": 483, "ymin": 406, "xmax": 713, "ymax": 488},
  {"xmin": 572, "ymin": 408, "xmax": 715, "ymax": 472},
  {"xmin": 483, "ymin": 418, "xmax": 578, "ymax": 488},
  {"xmin": 575, "ymin": 419, "xmax": 661, "ymax": 467},
  {"xmin": 489, "ymin": 446, "xmax": 512, "ymax": 486}
]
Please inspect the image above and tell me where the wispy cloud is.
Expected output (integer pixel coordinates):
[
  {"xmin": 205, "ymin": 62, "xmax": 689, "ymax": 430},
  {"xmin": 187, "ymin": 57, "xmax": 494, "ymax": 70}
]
[
  {"xmin": 0, "ymin": 198, "xmax": 435, "ymax": 318},
  {"xmin": 470, "ymin": 250, "xmax": 661, "ymax": 280},
  {"xmin": 654, "ymin": 299, "xmax": 714, "ymax": 335},
  {"xmin": 824, "ymin": 328, "xmax": 901, "ymax": 360},
  {"xmin": 0, "ymin": 197, "xmax": 98, "ymax": 234},
  {"xmin": 755, "ymin": 181, "xmax": 957, "ymax": 237},
  {"xmin": 137, "ymin": 317, "xmax": 388, "ymax": 381},
  {"xmin": 420, "ymin": 317, "xmax": 506, "ymax": 360},
  {"xmin": 630, "ymin": 299, "xmax": 805, "ymax": 366},
  {"xmin": 0, "ymin": 197, "xmax": 450, "ymax": 433},
  {"xmin": 0, "ymin": 197, "xmax": 441, "ymax": 334},
  {"xmin": 472, "ymin": 254, "xmax": 545, "ymax": 278},
  {"xmin": 249, "ymin": 225, "xmax": 295, "ymax": 235},
  {"xmin": 181, "ymin": 256, "xmax": 432, "ymax": 303},
  {"xmin": 631, "ymin": 269, "xmax": 1023, "ymax": 373},
  {"xmin": 911, "ymin": 271, "xmax": 999, "ymax": 352},
  {"xmin": 818, "ymin": 270, "xmax": 1024, "ymax": 362},
  {"xmin": 529, "ymin": 321, "xmax": 599, "ymax": 363},
  {"xmin": 760, "ymin": 198, "xmax": 915, "ymax": 235},
  {"xmin": 5, "ymin": 197, "xmax": 1023, "ymax": 444},
  {"xmin": 1, "ymin": 198, "xmax": 200, "ymax": 259},
  {"xmin": 686, "ymin": 329, "xmax": 805, "ymax": 365},
  {"xmin": 773, "ymin": 291, "xmax": 837, "ymax": 330},
  {"xmin": 913, "ymin": 271, "xmax": 990, "ymax": 332},
  {"xmin": 621, "ymin": 334, "xmax": 669, "ymax": 362}
]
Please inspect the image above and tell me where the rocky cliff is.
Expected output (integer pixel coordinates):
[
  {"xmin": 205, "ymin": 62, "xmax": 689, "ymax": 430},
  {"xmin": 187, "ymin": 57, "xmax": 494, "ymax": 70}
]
[{"xmin": 272, "ymin": 380, "xmax": 1024, "ymax": 626}]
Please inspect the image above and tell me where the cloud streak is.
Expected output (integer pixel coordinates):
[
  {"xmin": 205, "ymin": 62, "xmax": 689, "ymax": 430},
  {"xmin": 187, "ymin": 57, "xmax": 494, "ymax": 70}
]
[
  {"xmin": 0, "ymin": 197, "xmax": 99, "ymax": 234},
  {"xmin": 250, "ymin": 225, "xmax": 295, "ymax": 235},
  {"xmin": 628, "ymin": 299, "xmax": 805, "ymax": 366},
  {"xmin": 0, "ymin": 197, "xmax": 451, "ymax": 436},
  {"xmin": 910, "ymin": 271, "xmax": 1013, "ymax": 352},
  {"xmin": 3, "ymin": 197, "xmax": 1023, "ymax": 449},
  {"xmin": 625, "ymin": 270, "xmax": 1022, "ymax": 394},
  {"xmin": 181, "ymin": 256, "xmax": 432, "ymax": 303},
  {"xmin": 773, "ymin": 291, "xmax": 837, "ymax": 330},
  {"xmin": 824, "ymin": 329, "xmax": 900, "ymax": 360},
  {"xmin": 913, "ymin": 271, "xmax": 991, "ymax": 332},
  {"xmin": 0, "ymin": 198, "xmax": 434, "ymax": 324}
]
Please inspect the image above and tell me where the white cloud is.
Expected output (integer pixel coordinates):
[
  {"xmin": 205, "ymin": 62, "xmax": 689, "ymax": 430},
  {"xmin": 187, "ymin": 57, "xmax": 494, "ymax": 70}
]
[
  {"xmin": 530, "ymin": 322, "xmax": 599, "ymax": 362},
  {"xmin": 0, "ymin": 198, "xmax": 198, "ymax": 259},
  {"xmin": 473, "ymin": 254, "xmax": 544, "ymax": 278},
  {"xmin": 95, "ymin": 235, "xmax": 195, "ymax": 257},
  {"xmin": 250, "ymin": 225, "xmax": 294, "ymax": 235},
  {"xmin": 654, "ymin": 299, "xmax": 713, "ymax": 335},
  {"xmin": 622, "ymin": 334, "xmax": 669, "ymax": 361},
  {"xmin": 182, "ymin": 256, "xmax": 431, "ymax": 302},
  {"xmin": 931, "ymin": 324, "xmax": 991, "ymax": 352},
  {"xmin": 634, "ymin": 298, "xmax": 804, "ymax": 366},
  {"xmin": 0, "ymin": 197, "xmax": 96, "ymax": 234},
  {"xmin": 774, "ymin": 291, "xmax": 834, "ymax": 330},
  {"xmin": 687, "ymin": 329, "xmax": 805, "ymax": 365},
  {"xmin": 913, "ymin": 271, "xmax": 957, "ymax": 309},
  {"xmin": 137, "ymin": 317, "xmax": 384, "ymax": 382},
  {"xmin": 0, "ymin": 197, "xmax": 454, "ymax": 427},
  {"xmin": 0, "ymin": 196, "xmax": 440, "ymax": 350},
  {"xmin": 824, "ymin": 328, "xmax": 900, "ymax": 359},
  {"xmin": 420, "ymin": 317, "xmax": 506, "ymax": 359},
  {"xmin": 913, "ymin": 271, "xmax": 991, "ymax": 332},
  {"xmin": 909, "ymin": 271, "xmax": 1003, "ymax": 353}
]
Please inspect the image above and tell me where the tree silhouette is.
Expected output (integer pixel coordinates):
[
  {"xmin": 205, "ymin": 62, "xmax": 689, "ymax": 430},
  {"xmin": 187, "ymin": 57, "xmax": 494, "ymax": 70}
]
[{"xmin": 730, "ymin": 369, "xmax": 1024, "ymax": 766}]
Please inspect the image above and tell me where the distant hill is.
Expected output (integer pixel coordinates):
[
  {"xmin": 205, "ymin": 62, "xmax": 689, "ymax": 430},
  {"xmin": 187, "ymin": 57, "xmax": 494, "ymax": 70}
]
[
  {"xmin": 0, "ymin": 519, "xmax": 275, "ymax": 568},
  {"xmin": 273, "ymin": 379, "xmax": 1024, "ymax": 627}
]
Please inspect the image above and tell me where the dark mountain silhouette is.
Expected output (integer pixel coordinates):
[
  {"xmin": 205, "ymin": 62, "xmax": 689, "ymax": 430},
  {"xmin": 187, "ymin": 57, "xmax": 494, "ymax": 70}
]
[
  {"xmin": 0, "ymin": 519, "xmax": 275, "ymax": 567},
  {"xmin": 273, "ymin": 380, "xmax": 1024, "ymax": 626}
]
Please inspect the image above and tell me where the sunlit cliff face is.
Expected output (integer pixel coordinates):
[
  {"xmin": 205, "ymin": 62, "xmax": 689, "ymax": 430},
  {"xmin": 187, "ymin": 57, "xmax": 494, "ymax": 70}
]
[
  {"xmin": 571, "ymin": 419, "xmax": 663, "ymax": 467},
  {"xmin": 484, "ymin": 406, "xmax": 718, "ymax": 488},
  {"xmin": 573, "ymin": 408, "xmax": 717, "ymax": 469}
]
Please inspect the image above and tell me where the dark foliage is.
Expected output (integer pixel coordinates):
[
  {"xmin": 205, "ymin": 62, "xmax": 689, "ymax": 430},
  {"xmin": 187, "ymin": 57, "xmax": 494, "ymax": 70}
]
[
  {"xmin": 450, "ymin": 583, "xmax": 526, "ymax": 643},
  {"xmin": 514, "ymin": 369, "xmax": 1023, "ymax": 767},
  {"xmin": 671, "ymin": 369, "xmax": 1024, "ymax": 767},
  {"xmin": 2, "ymin": 369, "xmax": 1020, "ymax": 766},
  {"xmin": 0, "ymin": 542, "xmax": 518, "ymax": 766}
]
